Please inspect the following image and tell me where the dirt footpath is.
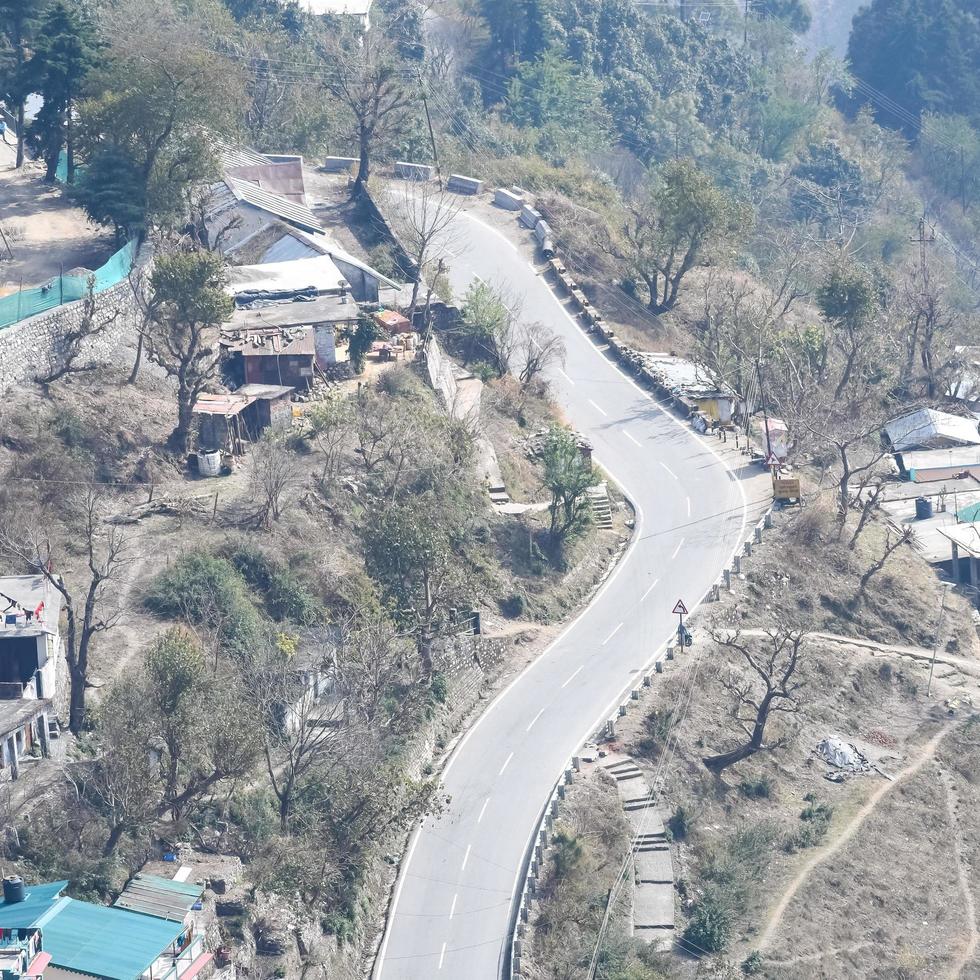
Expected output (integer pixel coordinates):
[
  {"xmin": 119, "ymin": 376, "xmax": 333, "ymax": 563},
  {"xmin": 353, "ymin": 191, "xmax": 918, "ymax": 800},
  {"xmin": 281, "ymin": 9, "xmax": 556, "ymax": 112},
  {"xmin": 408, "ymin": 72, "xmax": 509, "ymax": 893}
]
[{"xmin": 0, "ymin": 141, "xmax": 115, "ymax": 293}]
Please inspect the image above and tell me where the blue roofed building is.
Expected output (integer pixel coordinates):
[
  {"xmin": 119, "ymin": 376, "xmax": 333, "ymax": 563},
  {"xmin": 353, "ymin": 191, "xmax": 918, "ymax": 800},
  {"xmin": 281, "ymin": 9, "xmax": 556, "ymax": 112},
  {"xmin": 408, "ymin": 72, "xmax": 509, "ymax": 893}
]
[{"xmin": 0, "ymin": 876, "xmax": 211, "ymax": 980}]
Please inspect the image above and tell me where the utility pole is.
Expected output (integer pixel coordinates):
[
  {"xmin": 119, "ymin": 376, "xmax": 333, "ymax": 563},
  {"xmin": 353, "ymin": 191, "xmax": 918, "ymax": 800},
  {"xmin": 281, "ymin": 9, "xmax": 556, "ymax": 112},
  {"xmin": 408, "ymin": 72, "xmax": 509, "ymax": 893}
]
[
  {"xmin": 756, "ymin": 358, "xmax": 773, "ymax": 461},
  {"xmin": 744, "ymin": 0, "xmax": 751, "ymax": 45},
  {"xmin": 910, "ymin": 216, "xmax": 936, "ymax": 279},
  {"xmin": 927, "ymin": 584, "xmax": 949, "ymax": 697},
  {"xmin": 417, "ymin": 71, "xmax": 442, "ymax": 190}
]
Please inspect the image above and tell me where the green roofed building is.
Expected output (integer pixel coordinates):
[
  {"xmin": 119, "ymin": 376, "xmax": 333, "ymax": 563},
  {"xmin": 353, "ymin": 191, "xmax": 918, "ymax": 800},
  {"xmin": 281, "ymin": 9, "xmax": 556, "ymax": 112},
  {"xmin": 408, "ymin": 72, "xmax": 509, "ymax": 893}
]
[{"xmin": 0, "ymin": 877, "xmax": 211, "ymax": 980}]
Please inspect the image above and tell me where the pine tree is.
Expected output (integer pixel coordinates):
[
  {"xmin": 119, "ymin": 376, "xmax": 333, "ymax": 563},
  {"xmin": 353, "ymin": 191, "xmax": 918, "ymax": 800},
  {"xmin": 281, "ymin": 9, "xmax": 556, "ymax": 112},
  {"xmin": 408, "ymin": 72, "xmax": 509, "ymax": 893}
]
[
  {"xmin": 0, "ymin": 0, "xmax": 47, "ymax": 167},
  {"xmin": 27, "ymin": 1, "xmax": 101, "ymax": 182}
]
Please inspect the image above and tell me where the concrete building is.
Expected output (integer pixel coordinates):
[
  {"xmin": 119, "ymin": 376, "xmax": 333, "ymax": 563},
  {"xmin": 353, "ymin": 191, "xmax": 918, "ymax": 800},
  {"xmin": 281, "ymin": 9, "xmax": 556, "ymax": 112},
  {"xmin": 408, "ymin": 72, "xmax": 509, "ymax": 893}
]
[
  {"xmin": 0, "ymin": 576, "xmax": 62, "ymax": 781},
  {"xmin": 298, "ymin": 0, "xmax": 372, "ymax": 28},
  {"xmin": 941, "ymin": 524, "xmax": 980, "ymax": 597}
]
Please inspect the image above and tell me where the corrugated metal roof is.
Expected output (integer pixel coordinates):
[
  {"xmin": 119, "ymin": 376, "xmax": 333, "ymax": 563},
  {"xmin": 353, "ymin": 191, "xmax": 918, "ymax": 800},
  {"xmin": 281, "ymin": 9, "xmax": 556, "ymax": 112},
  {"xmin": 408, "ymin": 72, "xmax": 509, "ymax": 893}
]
[
  {"xmin": 226, "ymin": 177, "xmax": 323, "ymax": 234},
  {"xmin": 261, "ymin": 232, "xmax": 322, "ymax": 264},
  {"xmin": 41, "ymin": 897, "xmax": 185, "ymax": 980},
  {"xmin": 215, "ymin": 138, "xmax": 270, "ymax": 170},
  {"xmin": 0, "ymin": 882, "xmax": 185, "ymax": 980},
  {"xmin": 113, "ymin": 873, "xmax": 204, "ymax": 923},
  {"xmin": 193, "ymin": 392, "xmax": 258, "ymax": 416},
  {"xmin": 0, "ymin": 881, "xmax": 68, "ymax": 929},
  {"xmin": 226, "ymin": 158, "xmax": 307, "ymax": 204},
  {"xmin": 884, "ymin": 408, "xmax": 980, "ymax": 451}
]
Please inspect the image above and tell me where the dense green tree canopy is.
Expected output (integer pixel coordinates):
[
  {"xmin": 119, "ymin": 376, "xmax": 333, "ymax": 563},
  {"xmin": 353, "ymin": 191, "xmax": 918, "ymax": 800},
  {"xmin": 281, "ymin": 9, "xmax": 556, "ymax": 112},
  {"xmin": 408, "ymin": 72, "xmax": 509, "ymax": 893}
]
[
  {"xmin": 848, "ymin": 0, "xmax": 980, "ymax": 135},
  {"xmin": 27, "ymin": 1, "xmax": 102, "ymax": 182}
]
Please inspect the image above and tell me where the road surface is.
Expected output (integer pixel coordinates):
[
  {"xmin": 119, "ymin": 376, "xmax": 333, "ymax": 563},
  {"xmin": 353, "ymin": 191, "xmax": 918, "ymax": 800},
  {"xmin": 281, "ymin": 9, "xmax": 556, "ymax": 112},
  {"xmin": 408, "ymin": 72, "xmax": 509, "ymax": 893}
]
[{"xmin": 374, "ymin": 202, "xmax": 754, "ymax": 979}]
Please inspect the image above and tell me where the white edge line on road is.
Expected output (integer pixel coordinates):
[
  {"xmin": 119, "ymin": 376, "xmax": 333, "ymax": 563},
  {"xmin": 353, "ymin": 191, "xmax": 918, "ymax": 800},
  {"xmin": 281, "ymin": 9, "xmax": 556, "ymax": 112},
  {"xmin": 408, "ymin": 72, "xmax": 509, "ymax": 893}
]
[
  {"xmin": 463, "ymin": 212, "xmax": 521, "ymax": 251},
  {"xmin": 460, "ymin": 845, "xmax": 471, "ymax": 872},
  {"xmin": 558, "ymin": 368, "xmax": 575, "ymax": 385},
  {"xmin": 640, "ymin": 579, "xmax": 660, "ymax": 602},
  {"xmin": 438, "ymin": 942, "xmax": 446, "ymax": 969},
  {"xmin": 477, "ymin": 797, "xmax": 490, "ymax": 823},
  {"xmin": 526, "ymin": 708, "xmax": 545, "ymax": 732},
  {"xmin": 686, "ymin": 496, "xmax": 691, "ymax": 516},
  {"xmin": 623, "ymin": 430, "xmax": 642, "ymax": 447},
  {"xmin": 671, "ymin": 538, "xmax": 686, "ymax": 560},
  {"xmin": 498, "ymin": 752, "xmax": 514, "ymax": 776},
  {"xmin": 499, "ymin": 267, "xmax": 751, "ymax": 954},
  {"xmin": 473, "ymin": 273, "xmax": 486, "ymax": 285},
  {"xmin": 601, "ymin": 623, "xmax": 623, "ymax": 646},
  {"xmin": 660, "ymin": 461, "xmax": 678, "ymax": 480},
  {"xmin": 588, "ymin": 399, "xmax": 608, "ymax": 417},
  {"xmin": 373, "ymin": 211, "xmax": 750, "ymax": 980},
  {"xmin": 560, "ymin": 664, "xmax": 584, "ymax": 689},
  {"xmin": 449, "ymin": 894, "xmax": 458, "ymax": 920},
  {"xmin": 528, "ymin": 260, "xmax": 539, "ymax": 273}
]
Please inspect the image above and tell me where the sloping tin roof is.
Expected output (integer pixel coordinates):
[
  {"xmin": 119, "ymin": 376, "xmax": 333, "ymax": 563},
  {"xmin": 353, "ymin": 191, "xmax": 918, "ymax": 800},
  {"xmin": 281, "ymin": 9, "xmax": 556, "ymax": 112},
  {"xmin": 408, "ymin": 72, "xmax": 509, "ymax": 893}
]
[
  {"xmin": 0, "ymin": 881, "xmax": 68, "ymax": 929},
  {"xmin": 215, "ymin": 139, "xmax": 270, "ymax": 170},
  {"xmin": 226, "ymin": 177, "xmax": 323, "ymax": 234},
  {"xmin": 226, "ymin": 254, "xmax": 349, "ymax": 296},
  {"xmin": 226, "ymin": 158, "xmax": 307, "ymax": 204},
  {"xmin": 884, "ymin": 408, "xmax": 980, "ymax": 451},
  {"xmin": 0, "ymin": 881, "xmax": 185, "ymax": 980},
  {"xmin": 114, "ymin": 873, "xmax": 204, "ymax": 923},
  {"xmin": 40, "ymin": 897, "xmax": 185, "ymax": 980}
]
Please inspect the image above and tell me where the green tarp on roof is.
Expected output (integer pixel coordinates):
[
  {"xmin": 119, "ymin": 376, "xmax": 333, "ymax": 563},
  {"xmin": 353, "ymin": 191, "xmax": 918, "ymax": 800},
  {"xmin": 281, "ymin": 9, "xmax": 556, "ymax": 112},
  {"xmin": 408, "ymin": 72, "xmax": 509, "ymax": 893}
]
[{"xmin": 957, "ymin": 501, "xmax": 980, "ymax": 523}]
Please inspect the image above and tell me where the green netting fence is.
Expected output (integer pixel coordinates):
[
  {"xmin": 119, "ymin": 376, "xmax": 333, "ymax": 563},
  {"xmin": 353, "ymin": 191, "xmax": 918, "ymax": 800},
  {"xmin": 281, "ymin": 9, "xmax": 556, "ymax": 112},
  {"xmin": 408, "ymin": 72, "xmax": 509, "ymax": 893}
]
[{"xmin": 0, "ymin": 238, "xmax": 137, "ymax": 330}]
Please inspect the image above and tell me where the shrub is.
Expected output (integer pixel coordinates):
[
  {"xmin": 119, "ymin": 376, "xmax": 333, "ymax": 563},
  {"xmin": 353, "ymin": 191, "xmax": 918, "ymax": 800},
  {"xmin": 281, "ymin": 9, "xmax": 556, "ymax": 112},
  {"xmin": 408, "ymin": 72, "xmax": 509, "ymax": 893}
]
[
  {"xmin": 683, "ymin": 884, "xmax": 734, "ymax": 954},
  {"xmin": 429, "ymin": 672, "xmax": 448, "ymax": 704},
  {"xmin": 786, "ymin": 801, "xmax": 834, "ymax": 851},
  {"xmin": 668, "ymin": 805, "xmax": 692, "ymax": 840},
  {"xmin": 739, "ymin": 776, "xmax": 774, "ymax": 800},
  {"xmin": 145, "ymin": 552, "xmax": 262, "ymax": 657},
  {"xmin": 742, "ymin": 951, "xmax": 764, "ymax": 974},
  {"xmin": 499, "ymin": 593, "xmax": 525, "ymax": 618},
  {"xmin": 226, "ymin": 545, "xmax": 322, "ymax": 625},
  {"xmin": 551, "ymin": 832, "xmax": 584, "ymax": 878}
]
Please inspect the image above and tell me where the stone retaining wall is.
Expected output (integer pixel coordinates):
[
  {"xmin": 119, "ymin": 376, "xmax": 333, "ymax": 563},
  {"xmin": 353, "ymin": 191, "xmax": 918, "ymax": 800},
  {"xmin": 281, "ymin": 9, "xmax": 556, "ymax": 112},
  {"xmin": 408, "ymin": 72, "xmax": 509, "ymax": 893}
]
[{"xmin": 0, "ymin": 276, "xmax": 140, "ymax": 395}]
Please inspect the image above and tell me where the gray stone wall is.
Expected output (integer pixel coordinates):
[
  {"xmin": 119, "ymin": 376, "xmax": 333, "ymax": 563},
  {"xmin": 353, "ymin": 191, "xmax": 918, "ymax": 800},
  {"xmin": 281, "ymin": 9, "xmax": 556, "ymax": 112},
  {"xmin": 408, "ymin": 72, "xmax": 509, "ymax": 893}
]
[{"xmin": 0, "ymin": 277, "xmax": 140, "ymax": 395}]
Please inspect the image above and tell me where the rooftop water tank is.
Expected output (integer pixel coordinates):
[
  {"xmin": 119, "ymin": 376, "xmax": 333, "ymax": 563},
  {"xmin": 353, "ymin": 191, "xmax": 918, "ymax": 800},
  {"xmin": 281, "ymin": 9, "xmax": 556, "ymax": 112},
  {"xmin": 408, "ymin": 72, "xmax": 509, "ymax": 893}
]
[{"xmin": 3, "ymin": 876, "xmax": 25, "ymax": 904}]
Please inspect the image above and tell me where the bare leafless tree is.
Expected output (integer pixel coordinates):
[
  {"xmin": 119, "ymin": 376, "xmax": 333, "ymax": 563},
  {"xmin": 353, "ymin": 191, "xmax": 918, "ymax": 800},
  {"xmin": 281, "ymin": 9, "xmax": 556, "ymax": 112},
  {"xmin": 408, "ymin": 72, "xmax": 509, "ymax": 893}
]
[
  {"xmin": 36, "ymin": 279, "xmax": 121, "ymax": 386},
  {"xmin": 249, "ymin": 429, "xmax": 300, "ymax": 529},
  {"xmin": 317, "ymin": 28, "xmax": 415, "ymax": 197},
  {"xmin": 386, "ymin": 181, "xmax": 462, "ymax": 320},
  {"xmin": 703, "ymin": 627, "xmax": 809, "ymax": 774},
  {"xmin": 308, "ymin": 397, "xmax": 353, "ymax": 487},
  {"xmin": 518, "ymin": 323, "xmax": 566, "ymax": 389},
  {"xmin": 859, "ymin": 526, "xmax": 914, "ymax": 594},
  {"xmin": 0, "ymin": 487, "xmax": 135, "ymax": 733},
  {"xmin": 248, "ymin": 621, "xmax": 418, "ymax": 830}
]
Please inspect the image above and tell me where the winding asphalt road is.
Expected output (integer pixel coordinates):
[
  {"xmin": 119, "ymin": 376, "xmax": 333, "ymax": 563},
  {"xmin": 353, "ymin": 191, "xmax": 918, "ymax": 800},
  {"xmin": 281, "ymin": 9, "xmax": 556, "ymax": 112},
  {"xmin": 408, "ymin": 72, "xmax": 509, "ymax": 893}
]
[{"xmin": 374, "ymin": 202, "xmax": 755, "ymax": 979}]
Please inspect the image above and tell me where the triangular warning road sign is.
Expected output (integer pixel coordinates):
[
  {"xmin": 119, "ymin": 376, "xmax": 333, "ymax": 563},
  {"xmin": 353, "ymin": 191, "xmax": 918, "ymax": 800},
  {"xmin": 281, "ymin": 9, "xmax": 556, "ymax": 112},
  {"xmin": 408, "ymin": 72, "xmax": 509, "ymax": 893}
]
[
  {"xmin": 764, "ymin": 453, "xmax": 780, "ymax": 467},
  {"xmin": 672, "ymin": 599, "xmax": 688, "ymax": 615}
]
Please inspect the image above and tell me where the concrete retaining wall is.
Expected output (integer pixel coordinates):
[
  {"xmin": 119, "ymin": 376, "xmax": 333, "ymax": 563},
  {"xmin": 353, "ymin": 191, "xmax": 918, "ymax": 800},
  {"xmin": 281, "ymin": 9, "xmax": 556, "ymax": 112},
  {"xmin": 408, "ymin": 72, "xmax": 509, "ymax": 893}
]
[{"xmin": 420, "ymin": 335, "xmax": 458, "ymax": 409}]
